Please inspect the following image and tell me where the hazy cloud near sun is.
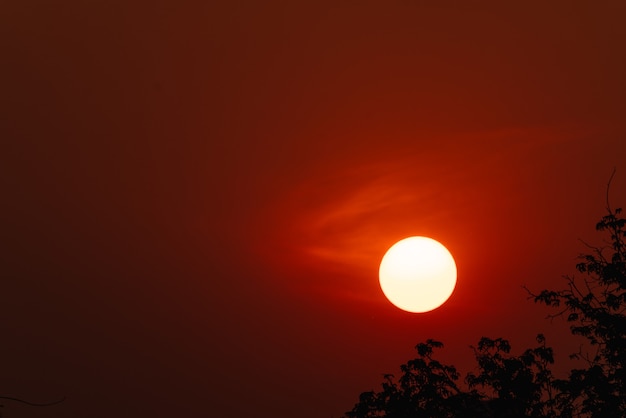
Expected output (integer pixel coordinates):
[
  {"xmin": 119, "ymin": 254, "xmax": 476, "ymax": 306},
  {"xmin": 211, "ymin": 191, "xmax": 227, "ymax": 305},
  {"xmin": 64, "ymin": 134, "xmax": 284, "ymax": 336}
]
[{"xmin": 254, "ymin": 129, "xmax": 573, "ymax": 285}]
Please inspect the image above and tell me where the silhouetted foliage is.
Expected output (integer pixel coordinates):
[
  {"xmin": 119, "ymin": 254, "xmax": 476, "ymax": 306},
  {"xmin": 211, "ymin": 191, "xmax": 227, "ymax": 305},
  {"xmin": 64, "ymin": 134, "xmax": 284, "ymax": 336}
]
[
  {"xmin": 344, "ymin": 339, "xmax": 483, "ymax": 418},
  {"xmin": 344, "ymin": 185, "xmax": 626, "ymax": 418},
  {"xmin": 529, "ymin": 195, "xmax": 626, "ymax": 417},
  {"xmin": 344, "ymin": 336, "xmax": 563, "ymax": 418}
]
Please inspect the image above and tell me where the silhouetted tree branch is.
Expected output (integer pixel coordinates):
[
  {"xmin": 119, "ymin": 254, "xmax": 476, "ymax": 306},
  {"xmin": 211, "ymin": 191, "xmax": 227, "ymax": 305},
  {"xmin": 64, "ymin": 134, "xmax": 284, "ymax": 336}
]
[{"xmin": 0, "ymin": 396, "xmax": 65, "ymax": 407}]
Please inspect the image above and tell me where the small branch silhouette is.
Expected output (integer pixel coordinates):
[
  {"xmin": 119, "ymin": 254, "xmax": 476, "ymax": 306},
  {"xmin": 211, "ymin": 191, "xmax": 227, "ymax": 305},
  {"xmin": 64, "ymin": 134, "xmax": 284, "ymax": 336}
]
[{"xmin": 0, "ymin": 396, "xmax": 65, "ymax": 407}]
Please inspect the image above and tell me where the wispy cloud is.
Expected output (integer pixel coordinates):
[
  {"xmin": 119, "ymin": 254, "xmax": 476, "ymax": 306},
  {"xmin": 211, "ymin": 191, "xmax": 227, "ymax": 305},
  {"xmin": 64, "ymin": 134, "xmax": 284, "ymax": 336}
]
[{"xmin": 252, "ymin": 126, "xmax": 583, "ymax": 299}]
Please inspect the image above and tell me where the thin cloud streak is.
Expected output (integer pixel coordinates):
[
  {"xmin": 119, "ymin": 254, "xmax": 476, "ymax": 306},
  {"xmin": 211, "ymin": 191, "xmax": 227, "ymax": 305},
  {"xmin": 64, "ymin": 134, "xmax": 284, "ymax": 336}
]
[{"xmin": 256, "ymin": 129, "xmax": 572, "ymax": 284}]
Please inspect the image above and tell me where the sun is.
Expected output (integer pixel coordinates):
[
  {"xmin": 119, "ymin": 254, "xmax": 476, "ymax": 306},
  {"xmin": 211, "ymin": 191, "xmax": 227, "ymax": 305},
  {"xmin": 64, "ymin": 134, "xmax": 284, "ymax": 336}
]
[{"xmin": 379, "ymin": 236, "xmax": 457, "ymax": 313}]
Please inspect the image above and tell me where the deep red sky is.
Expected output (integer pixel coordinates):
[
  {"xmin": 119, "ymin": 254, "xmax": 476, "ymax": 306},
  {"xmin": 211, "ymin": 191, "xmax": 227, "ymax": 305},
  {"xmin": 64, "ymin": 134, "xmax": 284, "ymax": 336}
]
[{"xmin": 2, "ymin": 1, "xmax": 626, "ymax": 417}]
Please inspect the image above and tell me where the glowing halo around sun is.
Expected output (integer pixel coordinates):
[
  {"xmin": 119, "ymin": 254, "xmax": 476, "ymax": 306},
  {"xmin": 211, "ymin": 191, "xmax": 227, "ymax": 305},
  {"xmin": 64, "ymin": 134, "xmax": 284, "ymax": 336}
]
[{"xmin": 379, "ymin": 236, "xmax": 457, "ymax": 313}]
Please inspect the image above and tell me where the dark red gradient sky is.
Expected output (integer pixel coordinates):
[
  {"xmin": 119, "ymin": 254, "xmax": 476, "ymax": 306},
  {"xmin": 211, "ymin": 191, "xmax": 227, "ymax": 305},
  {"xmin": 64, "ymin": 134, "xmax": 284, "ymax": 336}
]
[{"xmin": 2, "ymin": 1, "xmax": 626, "ymax": 417}]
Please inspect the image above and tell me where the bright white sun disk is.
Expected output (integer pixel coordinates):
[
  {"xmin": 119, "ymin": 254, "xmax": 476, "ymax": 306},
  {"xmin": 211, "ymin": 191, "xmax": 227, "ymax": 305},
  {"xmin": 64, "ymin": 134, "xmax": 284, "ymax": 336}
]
[{"xmin": 379, "ymin": 236, "xmax": 457, "ymax": 313}]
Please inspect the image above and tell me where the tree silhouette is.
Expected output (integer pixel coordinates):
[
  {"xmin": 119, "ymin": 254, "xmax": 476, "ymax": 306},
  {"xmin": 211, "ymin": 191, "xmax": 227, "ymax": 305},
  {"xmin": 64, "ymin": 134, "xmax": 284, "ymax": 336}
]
[
  {"xmin": 529, "ymin": 189, "xmax": 626, "ymax": 417},
  {"xmin": 344, "ymin": 336, "xmax": 562, "ymax": 418},
  {"xmin": 466, "ymin": 335, "xmax": 571, "ymax": 418},
  {"xmin": 344, "ymin": 339, "xmax": 484, "ymax": 418},
  {"xmin": 344, "ymin": 188, "xmax": 626, "ymax": 417}
]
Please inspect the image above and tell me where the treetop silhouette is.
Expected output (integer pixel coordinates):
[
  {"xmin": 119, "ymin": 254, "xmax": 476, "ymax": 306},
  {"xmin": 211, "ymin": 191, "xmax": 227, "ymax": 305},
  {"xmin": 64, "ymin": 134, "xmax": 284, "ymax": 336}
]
[{"xmin": 345, "ymin": 187, "xmax": 626, "ymax": 417}]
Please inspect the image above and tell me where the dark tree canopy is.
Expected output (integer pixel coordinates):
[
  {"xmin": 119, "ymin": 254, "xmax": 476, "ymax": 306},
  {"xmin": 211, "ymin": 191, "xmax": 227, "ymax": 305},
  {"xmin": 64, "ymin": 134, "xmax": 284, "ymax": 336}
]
[
  {"xmin": 344, "ymin": 198, "xmax": 626, "ymax": 418},
  {"xmin": 532, "ymin": 203, "xmax": 626, "ymax": 417},
  {"xmin": 344, "ymin": 336, "xmax": 562, "ymax": 418}
]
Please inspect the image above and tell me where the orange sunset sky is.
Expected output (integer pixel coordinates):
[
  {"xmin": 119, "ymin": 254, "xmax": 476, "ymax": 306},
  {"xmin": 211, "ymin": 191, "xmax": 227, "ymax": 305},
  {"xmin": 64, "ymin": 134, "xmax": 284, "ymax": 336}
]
[{"xmin": 2, "ymin": 1, "xmax": 626, "ymax": 417}]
